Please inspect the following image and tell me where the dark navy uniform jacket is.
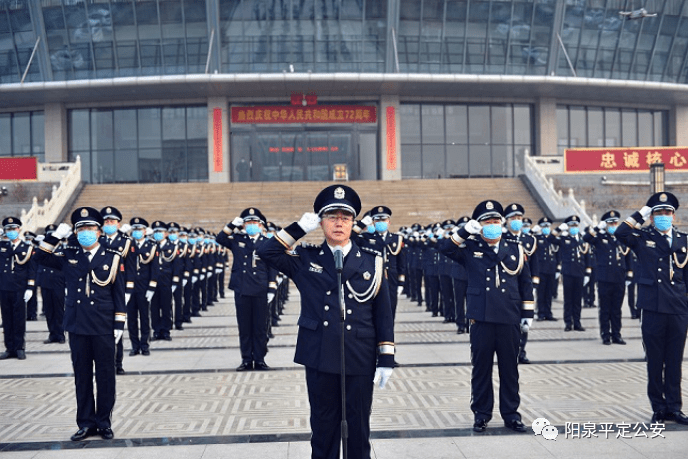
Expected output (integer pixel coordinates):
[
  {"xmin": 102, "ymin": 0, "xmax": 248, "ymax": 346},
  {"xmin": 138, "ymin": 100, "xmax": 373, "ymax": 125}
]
[
  {"xmin": 129, "ymin": 238, "xmax": 160, "ymax": 293},
  {"xmin": 100, "ymin": 231, "xmax": 135, "ymax": 295},
  {"xmin": 583, "ymin": 230, "xmax": 633, "ymax": 284},
  {"xmin": 35, "ymin": 235, "xmax": 126, "ymax": 335},
  {"xmin": 616, "ymin": 215, "xmax": 688, "ymax": 315},
  {"xmin": 155, "ymin": 240, "xmax": 183, "ymax": 288},
  {"xmin": 0, "ymin": 240, "xmax": 37, "ymax": 292},
  {"xmin": 502, "ymin": 230, "xmax": 539, "ymax": 280},
  {"xmin": 380, "ymin": 232, "xmax": 406, "ymax": 287},
  {"xmin": 534, "ymin": 234, "xmax": 560, "ymax": 275},
  {"xmin": 439, "ymin": 232, "xmax": 535, "ymax": 325},
  {"xmin": 257, "ymin": 222, "xmax": 394, "ymax": 375},
  {"xmin": 421, "ymin": 238, "xmax": 439, "ymax": 276},
  {"xmin": 554, "ymin": 234, "xmax": 591, "ymax": 278},
  {"xmin": 36, "ymin": 241, "xmax": 65, "ymax": 292},
  {"xmin": 216, "ymin": 226, "xmax": 276, "ymax": 297}
]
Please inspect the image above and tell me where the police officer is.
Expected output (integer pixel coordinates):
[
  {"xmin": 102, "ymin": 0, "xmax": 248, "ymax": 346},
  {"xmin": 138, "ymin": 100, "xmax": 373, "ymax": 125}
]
[
  {"xmin": 38, "ymin": 224, "xmax": 66, "ymax": 344},
  {"xmin": 150, "ymin": 221, "xmax": 179, "ymax": 341},
  {"xmin": 217, "ymin": 208, "xmax": 276, "ymax": 371},
  {"xmin": 452, "ymin": 217, "xmax": 470, "ymax": 334},
  {"xmin": 584, "ymin": 211, "xmax": 632, "ymax": 345},
  {"xmin": 616, "ymin": 192, "xmax": 688, "ymax": 425},
  {"xmin": 439, "ymin": 200, "xmax": 533, "ymax": 433},
  {"xmin": 127, "ymin": 217, "xmax": 157, "ymax": 355},
  {"xmin": 533, "ymin": 217, "xmax": 559, "ymax": 321},
  {"xmin": 0, "ymin": 217, "xmax": 35, "ymax": 360},
  {"xmin": 555, "ymin": 216, "xmax": 591, "ymax": 332},
  {"xmin": 371, "ymin": 206, "xmax": 406, "ymax": 321},
  {"xmin": 35, "ymin": 207, "xmax": 126, "ymax": 441},
  {"xmin": 256, "ymin": 184, "xmax": 394, "ymax": 459},
  {"xmin": 437, "ymin": 220, "xmax": 456, "ymax": 324},
  {"xmin": 422, "ymin": 225, "xmax": 441, "ymax": 316},
  {"xmin": 23, "ymin": 231, "xmax": 39, "ymax": 321}
]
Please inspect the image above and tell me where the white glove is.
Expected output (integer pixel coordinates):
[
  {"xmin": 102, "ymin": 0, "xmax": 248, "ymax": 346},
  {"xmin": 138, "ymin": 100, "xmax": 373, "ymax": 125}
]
[
  {"xmin": 583, "ymin": 276, "xmax": 590, "ymax": 286},
  {"xmin": 35, "ymin": 235, "xmax": 45, "ymax": 242},
  {"xmin": 361, "ymin": 215, "xmax": 373, "ymax": 226},
  {"xmin": 114, "ymin": 329, "xmax": 124, "ymax": 344},
  {"xmin": 200, "ymin": 274, "xmax": 205, "ymax": 280},
  {"xmin": 520, "ymin": 318, "xmax": 533, "ymax": 333},
  {"xmin": 192, "ymin": 276, "xmax": 198, "ymax": 284},
  {"xmin": 597, "ymin": 220, "xmax": 607, "ymax": 231},
  {"xmin": 120, "ymin": 224, "xmax": 131, "ymax": 234},
  {"xmin": 145, "ymin": 290, "xmax": 155, "ymax": 303},
  {"xmin": 125, "ymin": 293, "xmax": 131, "ymax": 305},
  {"xmin": 397, "ymin": 286, "xmax": 404, "ymax": 296},
  {"xmin": 640, "ymin": 206, "xmax": 652, "ymax": 220},
  {"xmin": 215, "ymin": 268, "xmax": 222, "ymax": 274},
  {"xmin": 465, "ymin": 219, "xmax": 482, "ymax": 235},
  {"xmin": 53, "ymin": 223, "xmax": 72, "ymax": 240},
  {"xmin": 532, "ymin": 225, "xmax": 541, "ymax": 234},
  {"xmin": 412, "ymin": 231, "xmax": 419, "ymax": 238},
  {"xmin": 555, "ymin": 272, "xmax": 561, "ymax": 280},
  {"xmin": 232, "ymin": 216, "xmax": 244, "ymax": 227},
  {"xmin": 436, "ymin": 228, "xmax": 445, "ymax": 238},
  {"xmin": 145, "ymin": 227, "xmax": 153, "ymax": 236},
  {"xmin": 23, "ymin": 289, "xmax": 33, "ymax": 302},
  {"xmin": 561, "ymin": 230, "xmax": 569, "ymax": 237},
  {"xmin": 625, "ymin": 280, "xmax": 631, "ymax": 287},
  {"xmin": 298, "ymin": 212, "xmax": 321, "ymax": 233},
  {"xmin": 373, "ymin": 367, "xmax": 393, "ymax": 389},
  {"xmin": 172, "ymin": 285, "xmax": 177, "ymax": 294},
  {"xmin": 267, "ymin": 293, "xmax": 275, "ymax": 303},
  {"xmin": 559, "ymin": 223, "xmax": 569, "ymax": 232},
  {"xmin": 183, "ymin": 279, "xmax": 188, "ymax": 287}
]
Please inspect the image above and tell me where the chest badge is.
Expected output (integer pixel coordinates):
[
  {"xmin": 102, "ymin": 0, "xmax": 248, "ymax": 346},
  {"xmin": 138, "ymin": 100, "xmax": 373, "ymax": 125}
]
[
  {"xmin": 238, "ymin": 242, "xmax": 245, "ymax": 248},
  {"xmin": 309, "ymin": 262, "xmax": 323, "ymax": 274},
  {"xmin": 511, "ymin": 255, "xmax": 516, "ymax": 261},
  {"xmin": 363, "ymin": 271, "xmax": 371, "ymax": 280},
  {"xmin": 68, "ymin": 259, "xmax": 78, "ymax": 265},
  {"xmin": 646, "ymin": 241, "xmax": 656, "ymax": 248},
  {"xmin": 473, "ymin": 252, "xmax": 483, "ymax": 258}
]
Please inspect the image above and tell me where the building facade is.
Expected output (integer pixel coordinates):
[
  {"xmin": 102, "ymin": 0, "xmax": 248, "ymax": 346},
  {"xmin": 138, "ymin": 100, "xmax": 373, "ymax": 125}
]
[{"xmin": 1, "ymin": 0, "xmax": 687, "ymax": 184}]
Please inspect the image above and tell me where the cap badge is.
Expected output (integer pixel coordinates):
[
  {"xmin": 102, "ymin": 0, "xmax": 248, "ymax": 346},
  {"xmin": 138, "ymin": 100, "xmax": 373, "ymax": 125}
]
[
  {"xmin": 80, "ymin": 209, "xmax": 89, "ymax": 218},
  {"xmin": 334, "ymin": 187, "xmax": 345, "ymax": 199},
  {"xmin": 249, "ymin": 208, "xmax": 255, "ymax": 215},
  {"xmin": 511, "ymin": 205, "xmax": 517, "ymax": 210},
  {"xmin": 660, "ymin": 193, "xmax": 667, "ymax": 202},
  {"xmin": 610, "ymin": 211, "xmax": 615, "ymax": 217},
  {"xmin": 106, "ymin": 207, "xmax": 112, "ymax": 214},
  {"xmin": 8, "ymin": 218, "xmax": 13, "ymax": 223},
  {"xmin": 134, "ymin": 218, "xmax": 139, "ymax": 223},
  {"xmin": 486, "ymin": 202, "xmax": 494, "ymax": 210},
  {"xmin": 378, "ymin": 207, "xmax": 383, "ymax": 213}
]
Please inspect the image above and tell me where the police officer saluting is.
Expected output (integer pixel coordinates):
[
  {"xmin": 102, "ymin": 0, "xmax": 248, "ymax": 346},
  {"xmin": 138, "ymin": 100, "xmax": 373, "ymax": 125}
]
[
  {"xmin": 35, "ymin": 207, "xmax": 126, "ymax": 441},
  {"xmin": 616, "ymin": 192, "xmax": 688, "ymax": 425},
  {"xmin": 533, "ymin": 217, "xmax": 560, "ymax": 321},
  {"xmin": 127, "ymin": 217, "xmax": 158, "ymax": 356},
  {"xmin": 257, "ymin": 185, "xmax": 394, "ymax": 459},
  {"xmin": 555, "ymin": 215, "xmax": 591, "ymax": 331},
  {"xmin": 439, "ymin": 200, "xmax": 534, "ymax": 433}
]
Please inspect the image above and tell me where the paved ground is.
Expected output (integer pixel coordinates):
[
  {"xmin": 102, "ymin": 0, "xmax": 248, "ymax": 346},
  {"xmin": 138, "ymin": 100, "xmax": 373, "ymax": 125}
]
[{"xmin": 0, "ymin": 282, "xmax": 687, "ymax": 458}]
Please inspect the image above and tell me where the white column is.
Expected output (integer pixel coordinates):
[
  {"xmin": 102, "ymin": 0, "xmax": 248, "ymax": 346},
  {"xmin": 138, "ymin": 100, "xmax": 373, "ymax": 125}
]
[
  {"xmin": 670, "ymin": 104, "xmax": 688, "ymax": 147},
  {"xmin": 379, "ymin": 95, "xmax": 401, "ymax": 180},
  {"xmin": 44, "ymin": 103, "xmax": 68, "ymax": 162},
  {"xmin": 536, "ymin": 98, "xmax": 558, "ymax": 156},
  {"xmin": 207, "ymin": 97, "xmax": 230, "ymax": 183}
]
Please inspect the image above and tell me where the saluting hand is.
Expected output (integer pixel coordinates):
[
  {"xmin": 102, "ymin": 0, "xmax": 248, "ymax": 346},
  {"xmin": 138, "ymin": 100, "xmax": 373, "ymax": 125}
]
[
  {"xmin": 298, "ymin": 212, "xmax": 321, "ymax": 233},
  {"xmin": 231, "ymin": 217, "xmax": 244, "ymax": 227},
  {"xmin": 464, "ymin": 220, "xmax": 482, "ymax": 235},
  {"xmin": 53, "ymin": 223, "xmax": 72, "ymax": 240}
]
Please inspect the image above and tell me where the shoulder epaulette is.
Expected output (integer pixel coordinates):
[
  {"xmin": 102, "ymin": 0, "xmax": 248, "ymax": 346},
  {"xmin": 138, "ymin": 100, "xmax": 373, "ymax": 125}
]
[
  {"xmin": 299, "ymin": 242, "xmax": 319, "ymax": 249},
  {"xmin": 104, "ymin": 247, "xmax": 124, "ymax": 257},
  {"xmin": 360, "ymin": 246, "xmax": 383, "ymax": 257}
]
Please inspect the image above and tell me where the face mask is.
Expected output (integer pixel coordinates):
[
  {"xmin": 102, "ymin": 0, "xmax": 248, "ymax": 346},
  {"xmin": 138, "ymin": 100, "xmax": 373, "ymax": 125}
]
[
  {"xmin": 77, "ymin": 230, "xmax": 98, "ymax": 247},
  {"xmin": 509, "ymin": 220, "xmax": 523, "ymax": 232},
  {"xmin": 607, "ymin": 225, "xmax": 617, "ymax": 235},
  {"xmin": 204, "ymin": 238, "xmax": 211, "ymax": 245},
  {"xmin": 654, "ymin": 215, "xmax": 673, "ymax": 232},
  {"xmin": 5, "ymin": 230, "xmax": 18, "ymax": 241},
  {"xmin": 267, "ymin": 232, "xmax": 274, "ymax": 238},
  {"xmin": 367, "ymin": 225, "xmax": 375, "ymax": 234},
  {"xmin": 482, "ymin": 223, "xmax": 502, "ymax": 240},
  {"xmin": 179, "ymin": 237, "xmax": 187, "ymax": 243},
  {"xmin": 569, "ymin": 227, "xmax": 579, "ymax": 236},
  {"xmin": 102, "ymin": 224, "xmax": 117, "ymax": 236},
  {"xmin": 168, "ymin": 233, "xmax": 178, "ymax": 242},
  {"xmin": 522, "ymin": 227, "xmax": 530, "ymax": 234},
  {"xmin": 189, "ymin": 238, "xmax": 197, "ymax": 245},
  {"xmin": 132, "ymin": 230, "xmax": 144, "ymax": 240},
  {"xmin": 542, "ymin": 227, "xmax": 551, "ymax": 236},
  {"xmin": 245, "ymin": 224, "xmax": 260, "ymax": 236},
  {"xmin": 153, "ymin": 232, "xmax": 165, "ymax": 241},
  {"xmin": 375, "ymin": 222, "xmax": 389, "ymax": 233}
]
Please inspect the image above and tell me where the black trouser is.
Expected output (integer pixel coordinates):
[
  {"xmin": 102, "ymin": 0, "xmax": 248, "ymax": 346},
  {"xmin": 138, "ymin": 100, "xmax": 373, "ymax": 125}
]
[
  {"xmin": 469, "ymin": 321, "xmax": 521, "ymax": 423},
  {"xmin": 116, "ymin": 338, "xmax": 123, "ymax": 369},
  {"xmin": 0, "ymin": 290, "xmax": 26, "ymax": 354},
  {"xmin": 641, "ymin": 310, "xmax": 688, "ymax": 413},
  {"xmin": 425, "ymin": 275, "xmax": 440, "ymax": 314},
  {"xmin": 219, "ymin": 269, "xmax": 226, "ymax": 298},
  {"xmin": 563, "ymin": 275, "xmax": 584, "ymax": 328},
  {"xmin": 628, "ymin": 282, "xmax": 638, "ymax": 318},
  {"xmin": 207, "ymin": 273, "xmax": 216, "ymax": 303},
  {"xmin": 536, "ymin": 273, "xmax": 556, "ymax": 319},
  {"xmin": 439, "ymin": 275, "xmax": 455, "ymax": 321},
  {"xmin": 69, "ymin": 333, "xmax": 116, "ymax": 430},
  {"xmin": 519, "ymin": 330, "xmax": 528, "ymax": 360},
  {"xmin": 42, "ymin": 287, "xmax": 65, "ymax": 342},
  {"xmin": 173, "ymin": 284, "xmax": 183, "ymax": 328},
  {"xmin": 199, "ymin": 276, "xmax": 208, "ymax": 311},
  {"xmin": 151, "ymin": 284, "xmax": 172, "ymax": 338},
  {"xmin": 235, "ymin": 293, "xmax": 269, "ymax": 364},
  {"xmin": 598, "ymin": 280, "xmax": 625, "ymax": 340},
  {"xmin": 183, "ymin": 280, "xmax": 193, "ymax": 321},
  {"xmin": 412, "ymin": 268, "xmax": 424, "ymax": 304},
  {"xmin": 584, "ymin": 271, "xmax": 596, "ymax": 307},
  {"xmin": 388, "ymin": 277, "xmax": 399, "ymax": 322},
  {"xmin": 453, "ymin": 279, "xmax": 467, "ymax": 329},
  {"xmin": 127, "ymin": 292, "xmax": 150, "ymax": 352},
  {"xmin": 305, "ymin": 367, "xmax": 374, "ymax": 459}
]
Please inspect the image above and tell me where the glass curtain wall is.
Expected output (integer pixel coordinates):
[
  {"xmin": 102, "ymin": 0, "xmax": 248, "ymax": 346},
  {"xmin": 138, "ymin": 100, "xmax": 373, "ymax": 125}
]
[
  {"xmin": 69, "ymin": 105, "xmax": 208, "ymax": 183},
  {"xmin": 400, "ymin": 102, "xmax": 532, "ymax": 178},
  {"xmin": 556, "ymin": 105, "xmax": 668, "ymax": 154},
  {"xmin": 0, "ymin": 111, "xmax": 45, "ymax": 161}
]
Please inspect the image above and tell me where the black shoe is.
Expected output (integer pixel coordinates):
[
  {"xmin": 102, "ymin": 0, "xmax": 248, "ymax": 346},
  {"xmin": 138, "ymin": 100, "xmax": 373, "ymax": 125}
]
[
  {"xmin": 546, "ymin": 317, "xmax": 558, "ymax": 321},
  {"xmin": 651, "ymin": 411, "xmax": 665, "ymax": 424},
  {"xmin": 58, "ymin": 338, "xmax": 66, "ymax": 343},
  {"xmin": 603, "ymin": 339, "xmax": 612, "ymax": 345},
  {"xmin": 564, "ymin": 325, "xmax": 572, "ymax": 332},
  {"xmin": 518, "ymin": 356, "xmax": 530, "ymax": 364},
  {"xmin": 631, "ymin": 315, "xmax": 639, "ymax": 319},
  {"xmin": 666, "ymin": 411, "xmax": 688, "ymax": 425},
  {"xmin": 150, "ymin": 335, "xmax": 158, "ymax": 342},
  {"xmin": 0, "ymin": 351, "xmax": 13, "ymax": 360},
  {"xmin": 504, "ymin": 419, "xmax": 527, "ymax": 432},
  {"xmin": 473, "ymin": 419, "xmax": 488, "ymax": 432},
  {"xmin": 536, "ymin": 317, "xmax": 546, "ymax": 322},
  {"xmin": 98, "ymin": 427, "xmax": 114, "ymax": 440},
  {"xmin": 612, "ymin": 338, "xmax": 626, "ymax": 345},
  {"xmin": 191, "ymin": 312, "xmax": 202, "ymax": 317},
  {"xmin": 129, "ymin": 349, "xmax": 140, "ymax": 356},
  {"xmin": 236, "ymin": 362, "xmax": 253, "ymax": 372},
  {"xmin": 16, "ymin": 350, "xmax": 26, "ymax": 360},
  {"xmin": 71, "ymin": 427, "xmax": 97, "ymax": 441},
  {"xmin": 162, "ymin": 335, "xmax": 172, "ymax": 341},
  {"xmin": 27, "ymin": 316, "xmax": 37, "ymax": 321},
  {"xmin": 201, "ymin": 308, "xmax": 208, "ymax": 311},
  {"xmin": 267, "ymin": 331, "xmax": 274, "ymax": 339},
  {"xmin": 457, "ymin": 327, "xmax": 465, "ymax": 334},
  {"xmin": 442, "ymin": 318, "xmax": 451, "ymax": 323},
  {"xmin": 183, "ymin": 318, "xmax": 192, "ymax": 323},
  {"xmin": 116, "ymin": 367, "xmax": 125, "ymax": 375},
  {"xmin": 142, "ymin": 349, "xmax": 150, "ymax": 356},
  {"xmin": 175, "ymin": 326, "xmax": 184, "ymax": 331},
  {"xmin": 432, "ymin": 312, "xmax": 438, "ymax": 317},
  {"xmin": 574, "ymin": 326, "xmax": 586, "ymax": 331},
  {"xmin": 254, "ymin": 362, "xmax": 271, "ymax": 371}
]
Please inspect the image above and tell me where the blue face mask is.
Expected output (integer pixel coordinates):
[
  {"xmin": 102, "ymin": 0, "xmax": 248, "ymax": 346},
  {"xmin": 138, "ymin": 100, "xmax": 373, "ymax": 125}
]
[
  {"xmin": 569, "ymin": 227, "xmax": 580, "ymax": 236},
  {"xmin": 189, "ymin": 238, "xmax": 197, "ymax": 245},
  {"xmin": 153, "ymin": 231, "xmax": 165, "ymax": 241},
  {"xmin": 367, "ymin": 225, "xmax": 375, "ymax": 234},
  {"xmin": 102, "ymin": 224, "xmax": 117, "ymax": 236},
  {"xmin": 542, "ymin": 227, "xmax": 551, "ymax": 236},
  {"xmin": 5, "ymin": 230, "xmax": 19, "ymax": 241},
  {"xmin": 77, "ymin": 230, "xmax": 98, "ymax": 247},
  {"xmin": 245, "ymin": 224, "xmax": 260, "ymax": 236},
  {"xmin": 607, "ymin": 225, "xmax": 617, "ymax": 235},
  {"xmin": 509, "ymin": 220, "xmax": 523, "ymax": 232},
  {"xmin": 204, "ymin": 238, "xmax": 211, "ymax": 245},
  {"xmin": 168, "ymin": 233, "xmax": 178, "ymax": 242},
  {"xmin": 179, "ymin": 237, "xmax": 187, "ymax": 243},
  {"xmin": 522, "ymin": 227, "xmax": 530, "ymax": 234},
  {"xmin": 654, "ymin": 215, "xmax": 673, "ymax": 232},
  {"xmin": 375, "ymin": 222, "xmax": 389, "ymax": 233},
  {"xmin": 132, "ymin": 230, "xmax": 144, "ymax": 240},
  {"xmin": 482, "ymin": 223, "xmax": 502, "ymax": 240}
]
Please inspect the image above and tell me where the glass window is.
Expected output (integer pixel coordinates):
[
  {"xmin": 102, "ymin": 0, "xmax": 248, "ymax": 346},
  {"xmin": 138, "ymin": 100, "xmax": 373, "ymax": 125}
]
[
  {"xmin": 446, "ymin": 105, "xmax": 468, "ymax": 145},
  {"xmin": 400, "ymin": 104, "xmax": 421, "ymax": 144},
  {"xmin": 422, "ymin": 144, "xmax": 445, "ymax": 178},
  {"xmin": 70, "ymin": 110, "xmax": 90, "ymax": 151},
  {"xmin": 114, "ymin": 149, "xmax": 138, "ymax": 183},
  {"xmin": 468, "ymin": 106, "xmax": 490, "ymax": 144},
  {"xmin": 491, "ymin": 106, "xmax": 509, "ymax": 145},
  {"xmin": 638, "ymin": 111, "xmax": 653, "ymax": 146},
  {"xmin": 446, "ymin": 144, "xmax": 468, "ymax": 177},
  {"xmin": 12, "ymin": 112, "xmax": 30, "ymax": 155},
  {"xmin": 402, "ymin": 144, "xmax": 422, "ymax": 178},
  {"xmin": 556, "ymin": 107, "xmax": 568, "ymax": 153},
  {"xmin": 0, "ymin": 114, "xmax": 10, "ymax": 155},
  {"xmin": 187, "ymin": 107, "xmax": 206, "ymax": 139},
  {"xmin": 91, "ymin": 110, "xmax": 114, "ymax": 150},
  {"xmin": 469, "ymin": 145, "xmax": 491, "ymax": 177},
  {"xmin": 31, "ymin": 112, "xmax": 44, "ymax": 156},
  {"xmin": 654, "ymin": 111, "xmax": 665, "ymax": 145},
  {"xmin": 138, "ymin": 108, "xmax": 162, "ymax": 149},
  {"xmin": 422, "ymin": 105, "xmax": 444, "ymax": 144},
  {"xmin": 569, "ymin": 107, "xmax": 586, "ymax": 147},
  {"xmin": 604, "ymin": 109, "xmax": 620, "ymax": 147},
  {"xmin": 513, "ymin": 105, "xmax": 530, "ymax": 145},
  {"xmin": 114, "ymin": 109, "xmax": 137, "ymax": 150},
  {"xmin": 621, "ymin": 109, "xmax": 637, "ymax": 147},
  {"xmin": 232, "ymin": 133, "xmax": 252, "ymax": 182},
  {"xmin": 587, "ymin": 108, "xmax": 604, "ymax": 147},
  {"xmin": 492, "ymin": 145, "xmax": 510, "ymax": 177}
]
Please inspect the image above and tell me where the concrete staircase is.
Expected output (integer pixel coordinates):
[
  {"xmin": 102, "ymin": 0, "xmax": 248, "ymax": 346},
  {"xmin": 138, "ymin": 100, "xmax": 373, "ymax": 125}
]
[
  {"xmin": 0, "ymin": 182, "xmax": 57, "ymax": 223},
  {"xmin": 67, "ymin": 178, "xmax": 544, "ymax": 239}
]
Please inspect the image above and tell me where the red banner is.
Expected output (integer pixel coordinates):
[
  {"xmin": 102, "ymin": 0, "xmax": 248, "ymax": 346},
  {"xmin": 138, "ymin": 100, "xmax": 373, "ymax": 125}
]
[
  {"xmin": 213, "ymin": 108, "xmax": 223, "ymax": 172},
  {"xmin": 231, "ymin": 106, "xmax": 377, "ymax": 124},
  {"xmin": 0, "ymin": 157, "xmax": 37, "ymax": 180},
  {"xmin": 565, "ymin": 147, "xmax": 688, "ymax": 173},
  {"xmin": 386, "ymin": 106, "xmax": 397, "ymax": 170}
]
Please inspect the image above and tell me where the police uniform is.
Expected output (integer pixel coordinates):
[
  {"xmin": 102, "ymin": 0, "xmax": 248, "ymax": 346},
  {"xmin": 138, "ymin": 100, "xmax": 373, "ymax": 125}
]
[
  {"xmin": 533, "ymin": 217, "xmax": 559, "ymax": 321},
  {"xmin": 23, "ymin": 231, "xmax": 39, "ymax": 321},
  {"xmin": 437, "ymin": 220, "xmax": 456, "ymax": 323},
  {"xmin": 173, "ymin": 226, "xmax": 190, "ymax": 330},
  {"xmin": 150, "ymin": 221, "xmax": 181, "ymax": 341},
  {"xmin": 38, "ymin": 224, "xmax": 66, "ymax": 344},
  {"xmin": 256, "ymin": 185, "xmax": 394, "ymax": 459},
  {"xmin": 616, "ymin": 192, "xmax": 688, "ymax": 424},
  {"xmin": 35, "ymin": 207, "xmax": 126, "ymax": 440},
  {"xmin": 371, "ymin": 206, "xmax": 406, "ymax": 322},
  {"xmin": 0, "ymin": 217, "xmax": 36, "ymax": 360},
  {"xmin": 554, "ymin": 215, "xmax": 591, "ymax": 331},
  {"xmin": 190, "ymin": 227, "xmax": 206, "ymax": 316},
  {"xmin": 217, "ymin": 208, "xmax": 276, "ymax": 371},
  {"xmin": 452, "ymin": 217, "xmax": 470, "ymax": 333},
  {"xmin": 422, "ymin": 226, "xmax": 441, "ymax": 316},
  {"xmin": 439, "ymin": 200, "xmax": 533, "ymax": 433},
  {"xmin": 583, "ymin": 211, "xmax": 632, "ymax": 345}
]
